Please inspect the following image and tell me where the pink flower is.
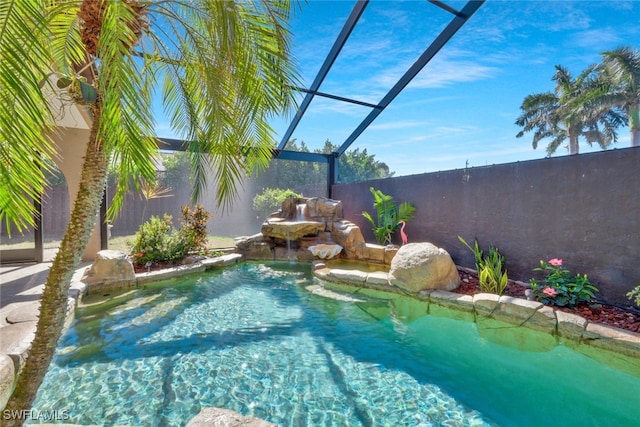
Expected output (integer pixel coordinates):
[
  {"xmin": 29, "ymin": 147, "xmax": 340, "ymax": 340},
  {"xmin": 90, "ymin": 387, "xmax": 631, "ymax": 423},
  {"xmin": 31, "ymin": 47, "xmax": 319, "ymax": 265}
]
[
  {"xmin": 542, "ymin": 287, "xmax": 558, "ymax": 297},
  {"xmin": 548, "ymin": 258, "xmax": 563, "ymax": 267}
]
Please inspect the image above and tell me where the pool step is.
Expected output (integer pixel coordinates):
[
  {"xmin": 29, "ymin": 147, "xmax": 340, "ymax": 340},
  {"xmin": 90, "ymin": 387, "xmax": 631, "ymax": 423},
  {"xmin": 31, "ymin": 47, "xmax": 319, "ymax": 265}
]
[{"xmin": 305, "ymin": 284, "xmax": 371, "ymax": 303}]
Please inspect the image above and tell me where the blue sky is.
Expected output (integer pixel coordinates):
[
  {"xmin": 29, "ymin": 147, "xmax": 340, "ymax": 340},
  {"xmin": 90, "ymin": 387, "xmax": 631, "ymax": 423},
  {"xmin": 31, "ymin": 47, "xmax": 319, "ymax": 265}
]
[{"xmin": 266, "ymin": 0, "xmax": 640, "ymax": 177}]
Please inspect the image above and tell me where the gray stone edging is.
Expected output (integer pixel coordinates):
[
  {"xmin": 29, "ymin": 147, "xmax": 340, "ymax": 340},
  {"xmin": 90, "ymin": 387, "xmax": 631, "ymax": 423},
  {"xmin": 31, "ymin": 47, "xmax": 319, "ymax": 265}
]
[{"xmin": 311, "ymin": 266, "xmax": 640, "ymax": 362}]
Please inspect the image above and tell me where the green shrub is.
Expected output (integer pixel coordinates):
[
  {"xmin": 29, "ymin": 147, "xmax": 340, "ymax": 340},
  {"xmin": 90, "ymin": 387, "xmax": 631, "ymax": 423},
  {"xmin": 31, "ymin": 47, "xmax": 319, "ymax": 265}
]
[
  {"xmin": 253, "ymin": 188, "xmax": 301, "ymax": 220},
  {"xmin": 129, "ymin": 215, "xmax": 186, "ymax": 266},
  {"xmin": 529, "ymin": 258, "xmax": 598, "ymax": 307},
  {"xmin": 458, "ymin": 236, "xmax": 508, "ymax": 295},
  {"xmin": 129, "ymin": 205, "xmax": 212, "ymax": 266}
]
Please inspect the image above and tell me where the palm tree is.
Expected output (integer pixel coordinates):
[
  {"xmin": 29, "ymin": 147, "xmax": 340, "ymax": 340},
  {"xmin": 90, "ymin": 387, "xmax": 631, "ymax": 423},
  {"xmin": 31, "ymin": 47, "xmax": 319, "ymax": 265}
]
[
  {"xmin": 0, "ymin": 0, "xmax": 298, "ymax": 421},
  {"xmin": 516, "ymin": 65, "xmax": 624, "ymax": 156},
  {"xmin": 600, "ymin": 46, "xmax": 640, "ymax": 147}
]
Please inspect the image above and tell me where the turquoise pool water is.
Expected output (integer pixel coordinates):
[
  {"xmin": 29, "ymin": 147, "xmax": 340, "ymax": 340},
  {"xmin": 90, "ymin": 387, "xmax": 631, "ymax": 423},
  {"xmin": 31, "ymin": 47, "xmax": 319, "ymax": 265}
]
[{"xmin": 32, "ymin": 262, "xmax": 639, "ymax": 426}]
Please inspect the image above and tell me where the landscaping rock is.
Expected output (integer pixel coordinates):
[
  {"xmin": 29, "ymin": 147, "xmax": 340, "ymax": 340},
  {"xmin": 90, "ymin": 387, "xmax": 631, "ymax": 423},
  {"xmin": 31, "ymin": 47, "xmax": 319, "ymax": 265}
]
[
  {"xmin": 261, "ymin": 218, "xmax": 326, "ymax": 241},
  {"xmin": 327, "ymin": 268, "xmax": 368, "ymax": 286},
  {"xmin": 136, "ymin": 263, "xmax": 205, "ymax": 285},
  {"xmin": 235, "ymin": 234, "xmax": 273, "ymax": 260},
  {"xmin": 430, "ymin": 290, "xmax": 475, "ymax": 313},
  {"xmin": 330, "ymin": 220, "xmax": 366, "ymax": 259},
  {"xmin": 306, "ymin": 197, "xmax": 342, "ymax": 220},
  {"xmin": 0, "ymin": 321, "xmax": 36, "ymax": 370},
  {"xmin": 201, "ymin": 253, "xmax": 243, "ymax": 268},
  {"xmin": 82, "ymin": 250, "xmax": 136, "ymax": 294},
  {"xmin": 582, "ymin": 322, "xmax": 640, "ymax": 359},
  {"xmin": 388, "ymin": 243, "xmax": 460, "ymax": 292},
  {"xmin": 556, "ymin": 310, "xmax": 588, "ymax": 341},
  {"xmin": 473, "ymin": 293, "xmax": 500, "ymax": 317},
  {"xmin": 523, "ymin": 305, "xmax": 557, "ymax": 335},
  {"xmin": 366, "ymin": 271, "xmax": 390, "ymax": 286},
  {"xmin": 362, "ymin": 243, "xmax": 385, "ymax": 263},
  {"xmin": 0, "ymin": 354, "xmax": 15, "ymax": 410},
  {"xmin": 493, "ymin": 296, "xmax": 548, "ymax": 331}
]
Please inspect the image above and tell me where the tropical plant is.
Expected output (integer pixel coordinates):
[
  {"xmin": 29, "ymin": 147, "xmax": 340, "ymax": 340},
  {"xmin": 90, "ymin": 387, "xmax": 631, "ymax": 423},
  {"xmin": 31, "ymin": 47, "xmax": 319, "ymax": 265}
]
[
  {"xmin": 178, "ymin": 204, "xmax": 211, "ymax": 253},
  {"xmin": 515, "ymin": 64, "xmax": 625, "ymax": 156},
  {"xmin": 0, "ymin": 0, "xmax": 298, "ymax": 419},
  {"xmin": 529, "ymin": 258, "xmax": 598, "ymax": 307},
  {"xmin": 599, "ymin": 46, "xmax": 640, "ymax": 147},
  {"xmin": 627, "ymin": 285, "xmax": 640, "ymax": 308},
  {"xmin": 362, "ymin": 187, "xmax": 415, "ymax": 245},
  {"xmin": 252, "ymin": 188, "xmax": 302, "ymax": 220},
  {"xmin": 458, "ymin": 236, "xmax": 508, "ymax": 294}
]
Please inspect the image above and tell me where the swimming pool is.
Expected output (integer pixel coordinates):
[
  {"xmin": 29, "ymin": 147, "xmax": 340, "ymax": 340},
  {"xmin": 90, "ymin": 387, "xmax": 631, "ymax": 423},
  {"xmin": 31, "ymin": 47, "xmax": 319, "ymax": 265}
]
[{"xmin": 31, "ymin": 262, "xmax": 640, "ymax": 426}]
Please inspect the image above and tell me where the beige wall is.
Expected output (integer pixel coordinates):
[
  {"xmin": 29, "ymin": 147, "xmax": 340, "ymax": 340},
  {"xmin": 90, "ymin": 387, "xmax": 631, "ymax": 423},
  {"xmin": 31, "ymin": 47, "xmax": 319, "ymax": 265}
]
[{"xmin": 50, "ymin": 127, "xmax": 101, "ymax": 261}]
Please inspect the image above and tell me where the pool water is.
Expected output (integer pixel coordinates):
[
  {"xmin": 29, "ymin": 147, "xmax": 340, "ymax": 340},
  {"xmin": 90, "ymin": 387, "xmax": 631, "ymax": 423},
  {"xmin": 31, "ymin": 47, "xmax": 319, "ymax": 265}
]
[{"xmin": 32, "ymin": 262, "xmax": 640, "ymax": 426}]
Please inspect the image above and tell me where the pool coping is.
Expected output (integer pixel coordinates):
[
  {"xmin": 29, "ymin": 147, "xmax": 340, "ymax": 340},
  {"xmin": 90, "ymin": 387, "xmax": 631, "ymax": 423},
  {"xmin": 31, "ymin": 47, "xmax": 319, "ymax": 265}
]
[{"xmin": 2, "ymin": 254, "xmax": 638, "ymax": 414}]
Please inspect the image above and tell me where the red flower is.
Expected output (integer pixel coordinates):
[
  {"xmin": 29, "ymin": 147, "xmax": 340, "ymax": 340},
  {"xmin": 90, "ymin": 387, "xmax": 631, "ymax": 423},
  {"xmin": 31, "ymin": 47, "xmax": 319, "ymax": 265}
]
[
  {"xmin": 548, "ymin": 258, "xmax": 563, "ymax": 267},
  {"xmin": 136, "ymin": 252, "xmax": 143, "ymax": 258},
  {"xmin": 542, "ymin": 287, "xmax": 558, "ymax": 297}
]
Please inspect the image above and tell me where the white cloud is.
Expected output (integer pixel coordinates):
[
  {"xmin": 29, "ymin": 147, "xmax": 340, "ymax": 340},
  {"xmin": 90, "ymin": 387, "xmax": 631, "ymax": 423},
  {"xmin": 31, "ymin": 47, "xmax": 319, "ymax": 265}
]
[
  {"xmin": 368, "ymin": 120, "xmax": 427, "ymax": 131},
  {"xmin": 568, "ymin": 28, "xmax": 623, "ymax": 51}
]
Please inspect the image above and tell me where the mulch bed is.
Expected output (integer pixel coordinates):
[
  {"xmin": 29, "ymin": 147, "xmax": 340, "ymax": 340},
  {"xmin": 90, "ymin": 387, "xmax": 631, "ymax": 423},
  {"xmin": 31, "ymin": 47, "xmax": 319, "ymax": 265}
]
[
  {"xmin": 453, "ymin": 270, "xmax": 640, "ymax": 334},
  {"xmin": 133, "ymin": 261, "xmax": 186, "ymax": 274}
]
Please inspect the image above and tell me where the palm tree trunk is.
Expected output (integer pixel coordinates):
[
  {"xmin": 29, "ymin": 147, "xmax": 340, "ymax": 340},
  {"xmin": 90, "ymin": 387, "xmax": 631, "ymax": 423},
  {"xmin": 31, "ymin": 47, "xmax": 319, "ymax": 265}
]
[
  {"xmin": 568, "ymin": 134, "xmax": 579, "ymax": 155},
  {"xmin": 3, "ymin": 102, "xmax": 108, "ymax": 426},
  {"xmin": 630, "ymin": 103, "xmax": 640, "ymax": 147}
]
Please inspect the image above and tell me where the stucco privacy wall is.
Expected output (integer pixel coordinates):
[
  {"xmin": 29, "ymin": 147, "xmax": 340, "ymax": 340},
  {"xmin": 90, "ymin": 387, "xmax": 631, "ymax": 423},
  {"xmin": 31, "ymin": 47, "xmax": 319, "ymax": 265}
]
[
  {"xmin": 50, "ymin": 126, "xmax": 101, "ymax": 261},
  {"xmin": 332, "ymin": 146, "xmax": 640, "ymax": 306}
]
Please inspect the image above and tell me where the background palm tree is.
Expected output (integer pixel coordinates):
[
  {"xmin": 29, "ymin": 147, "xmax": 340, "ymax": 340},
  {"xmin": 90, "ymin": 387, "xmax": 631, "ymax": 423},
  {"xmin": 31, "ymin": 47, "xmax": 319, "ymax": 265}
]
[
  {"xmin": 0, "ymin": 0, "xmax": 299, "ymax": 420},
  {"xmin": 600, "ymin": 46, "xmax": 640, "ymax": 147},
  {"xmin": 516, "ymin": 64, "xmax": 624, "ymax": 156}
]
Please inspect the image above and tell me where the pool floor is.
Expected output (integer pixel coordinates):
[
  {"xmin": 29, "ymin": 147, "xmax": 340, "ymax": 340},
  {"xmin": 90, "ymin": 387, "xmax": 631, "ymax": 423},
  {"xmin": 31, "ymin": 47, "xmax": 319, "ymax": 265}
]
[{"xmin": 31, "ymin": 262, "xmax": 640, "ymax": 426}]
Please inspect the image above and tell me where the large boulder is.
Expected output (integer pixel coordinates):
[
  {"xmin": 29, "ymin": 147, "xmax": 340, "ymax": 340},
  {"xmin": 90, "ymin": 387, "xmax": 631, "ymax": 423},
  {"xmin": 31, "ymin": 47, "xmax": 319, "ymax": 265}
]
[
  {"xmin": 235, "ymin": 233, "xmax": 274, "ymax": 260},
  {"xmin": 388, "ymin": 242, "xmax": 460, "ymax": 292},
  {"xmin": 82, "ymin": 250, "xmax": 136, "ymax": 294},
  {"xmin": 276, "ymin": 197, "xmax": 342, "ymax": 221},
  {"xmin": 306, "ymin": 197, "xmax": 342, "ymax": 220},
  {"xmin": 330, "ymin": 220, "xmax": 366, "ymax": 259}
]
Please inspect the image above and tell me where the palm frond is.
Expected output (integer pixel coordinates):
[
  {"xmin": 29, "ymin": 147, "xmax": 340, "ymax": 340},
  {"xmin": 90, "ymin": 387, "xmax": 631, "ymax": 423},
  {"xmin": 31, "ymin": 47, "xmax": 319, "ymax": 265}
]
[
  {"xmin": 97, "ymin": 1, "xmax": 159, "ymax": 219},
  {"xmin": 0, "ymin": 0, "xmax": 55, "ymax": 232},
  {"xmin": 143, "ymin": 0, "xmax": 299, "ymax": 210}
]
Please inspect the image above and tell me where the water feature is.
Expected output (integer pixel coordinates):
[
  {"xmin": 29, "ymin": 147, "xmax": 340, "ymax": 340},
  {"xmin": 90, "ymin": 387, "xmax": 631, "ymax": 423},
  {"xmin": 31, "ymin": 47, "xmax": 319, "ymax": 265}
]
[
  {"xmin": 296, "ymin": 203, "xmax": 306, "ymax": 220},
  {"xmin": 31, "ymin": 262, "xmax": 640, "ymax": 426}
]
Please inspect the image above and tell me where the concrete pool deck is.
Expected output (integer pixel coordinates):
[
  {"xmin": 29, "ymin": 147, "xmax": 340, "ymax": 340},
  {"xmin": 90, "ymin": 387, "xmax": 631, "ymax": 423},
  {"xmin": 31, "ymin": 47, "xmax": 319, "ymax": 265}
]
[
  {"xmin": 1, "ymin": 254, "xmax": 639, "ymax": 419},
  {"xmin": 0, "ymin": 258, "xmax": 90, "ymax": 413}
]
